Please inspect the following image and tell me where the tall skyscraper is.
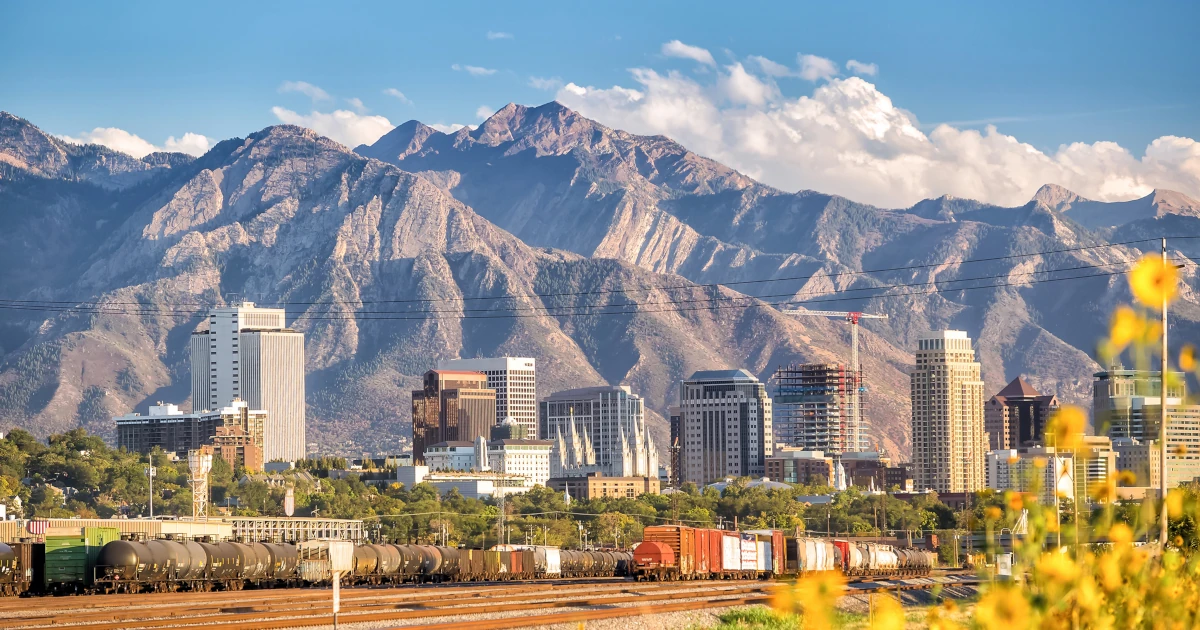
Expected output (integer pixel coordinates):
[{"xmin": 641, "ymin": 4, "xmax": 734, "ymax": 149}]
[
  {"xmin": 438, "ymin": 357, "xmax": 537, "ymax": 437},
  {"xmin": 984, "ymin": 377, "xmax": 1059, "ymax": 450},
  {"xmin": 772, "ymin": 363, "xmax": 866, "ymax": 455},
  {"xmin": 910, "ymin": 330, "xmax": 986, "ymax": 493},
  {"xmin": 190, "ymin": 302, "xmax": 305, "ymax": 462},
  {"xmin": 539, "ymin": 385, "xmax": 658, "ymax": 478},
  {"xmin": 679, "ymin": 369, "xmax": 773, "ymax": 485},
  {"xmin": 411, "ymin": 370, "xmax": 497, "ymax": 463}
]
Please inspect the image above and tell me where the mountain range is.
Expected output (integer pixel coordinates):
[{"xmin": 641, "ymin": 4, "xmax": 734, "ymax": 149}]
[{"xmin": 1, "ymin": 103, "xmax": 1197, "ymax": 458}]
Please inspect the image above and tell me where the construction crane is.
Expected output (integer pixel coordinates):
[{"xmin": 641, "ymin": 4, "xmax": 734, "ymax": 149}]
[{"xmin": 781, "ymin": 309, "xmax": 889, "ymax": 452}]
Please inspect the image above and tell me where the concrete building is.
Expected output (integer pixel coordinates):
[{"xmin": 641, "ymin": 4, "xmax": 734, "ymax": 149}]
[
  {"xmin": 423, "ymin": 441, "xmax": 482, "ymax": 472},
  {"xmin": 839, "ymin": 452, "xmax": 914, "ymax": 491},
  {"xmin": 411, "ymin": 370, "xmax": 497, "ymax": 464},
  {"xmin": 1097, "ymin": 369, "xmax": 1200, "ymax": 488},
  {"xmin": 540, "ymin": 385, "xmax": 658, "ymax": 479},
  {"xmin": 1073, "ymin": 436, "xmax": 1119, "ymax": 502},
  {"xmin": 397, "ymin": 465, "xmax": 531, "ymax": 499},
  {"xmin": 985, "ymin": 377, "xmax": 1059, "ymax": 450},
  {"xmin": 679, "ymin": 369, "xmax": 773, "ymax": 484},
  {"xmin": 1113, "ymin": 437, "xmax": 1161, "ymax": 488},
  {"xmin": 190, "ymin": 302, "xmax": 306, "ymax": 462},
  {"xmin": 910, "ymin": 331, "xmax": 986, "ymax": 493},
  {"xmin": 115, "ymin": 403, "xmax": 220, "ymax": 457},
  {"xmin": 116, "ymin": 399, "xmax": 267, "ymax": 469},
  {"xmin": 772, "ymin": 363, "xmax": 866, "ymax": 455},
  {"xmin": 438, "ymin": 357, "xmax": 537, "ymax": 438},
  {"xmin": 986, "ymin": 447, "xmax": 1075, "ymax": 505},
  {"xmin": 547, "ymin": 473, "xmax": 660, "ymax": 500},
  {"xmin": 765, "ymin": 449, "xmax": 834, "ymax": 486},
  {"xmin": 487, "ymin": 439, "xmax": 553, "ymax": 487}
]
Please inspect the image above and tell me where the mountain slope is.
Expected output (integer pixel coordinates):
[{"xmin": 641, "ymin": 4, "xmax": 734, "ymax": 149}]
[{"xmin": 0, "ymin": 115, "xmax": 918, "ymax": 456}]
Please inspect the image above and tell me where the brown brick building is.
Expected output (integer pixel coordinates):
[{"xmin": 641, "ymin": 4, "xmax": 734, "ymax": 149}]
[{"xmin": 412, "ymin": 370, "xmax": 497, "ymax": 463}]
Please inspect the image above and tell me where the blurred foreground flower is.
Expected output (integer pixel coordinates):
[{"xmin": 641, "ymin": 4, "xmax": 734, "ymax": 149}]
[
  {"xmin": 1128, "ymin": 254, "xmax": 1177, "ymax": 309},
  {"xmin": 870, "ymin": 594, "xmax": 905, "ymax": 630},
  {"xmin": 773, "ymin": 572, "xmax": 845, "ymax": 630},
  {"xmin": 973, "ymin": 586, "xmax": 1031, "ymax": 629},
  {"xmin": 1182, "ymin": 344, "xmax": 1197, "ymax": 371},
  {"xmin": 1108, "ymin": 306, "xmax": 1144, "ymax": 351},
  {"xmin": 1046, "ymin": 406, "xmax": 1086, "ymax": 451}
]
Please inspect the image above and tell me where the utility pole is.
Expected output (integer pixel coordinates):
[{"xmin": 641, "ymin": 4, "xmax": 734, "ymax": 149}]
[
  {"xmin": 1161, "ymin": 236, "xmax": 1171, "ymax": 549},
  {"xmin": 144, "ymin": 464, "xmax": 157, "ymax": 519}
]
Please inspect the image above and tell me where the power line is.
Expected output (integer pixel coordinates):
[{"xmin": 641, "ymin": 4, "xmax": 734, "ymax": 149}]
[
  {"xmin": 0, "ymin": 237, "xmax": 1165, "ymax": 309},
  {"xmin": 0, "ymin": 266, "xmax": 1131, "ymax": 321}
]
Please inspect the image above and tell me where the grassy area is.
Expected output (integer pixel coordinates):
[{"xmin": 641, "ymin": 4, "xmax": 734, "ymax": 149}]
[{"xmin": 703, "ymin": 603, "xmax": 974, "ymax": 629}]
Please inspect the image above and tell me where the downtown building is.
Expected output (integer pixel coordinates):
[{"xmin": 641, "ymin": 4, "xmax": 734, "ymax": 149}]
[
  {"xmin": 539, "ymin": 385, "xmax": 658, "ymax": 479},
  {"xmin": 678, "ymin": 369, "xmax": 773, "ymax": 485},
  {"xmin": 190, "ymin": 302, "xmax": 305, "ymax": 462},
  {"xmin": 910, "ymin": 331, "xmax": 986, "ymax": 493},
  {"xmin": 115, "ymin": 399, "xmax": 268, "ymax": 471},
  {"xmin": 411, "ymin": 370, "xmax": 497, "ymax": 464},
  {"xmin": 771, "ymin": 363, "xmax": 868, "ymax": 456},
  {"xmin": 438, "ymin": 357, "xmax": 537, "ymax": 438},
  {"xmin": 984, "ymin": 377, "xmax": 1059, "ymax": 450},
  {"xmin": 1096, "ymin": 368, "xmax": 1200, "ymax": 488}
]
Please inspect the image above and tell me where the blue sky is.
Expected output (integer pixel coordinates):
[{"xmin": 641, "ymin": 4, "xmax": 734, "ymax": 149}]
[{"xmin": 3, "ymin": 1, "xmax": 1199, "ymax": 207}]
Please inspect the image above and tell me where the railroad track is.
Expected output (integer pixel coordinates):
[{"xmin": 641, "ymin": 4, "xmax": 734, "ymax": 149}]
[{"xmin": 6, "ymin": 574, "xmax": 981, "ymax": 630}]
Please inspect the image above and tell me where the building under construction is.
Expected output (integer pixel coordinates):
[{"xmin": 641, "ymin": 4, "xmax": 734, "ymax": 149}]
[{"xmin": 772, "ymin": 363, "xmax": 865, "ymax": 454}]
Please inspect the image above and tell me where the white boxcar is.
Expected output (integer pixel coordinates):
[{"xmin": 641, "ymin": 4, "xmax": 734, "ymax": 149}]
[
  {"xmin": 721, "ymin": 532, "xmax": 741, "ymax": 573},
  {"xmin": 755, "ymin": 541, "xmax": 771, "ymax": 572}
]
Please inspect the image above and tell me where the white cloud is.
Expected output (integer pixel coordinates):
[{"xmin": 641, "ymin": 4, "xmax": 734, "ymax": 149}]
[
  {"xmin": 749, "ymin": 55, "xmax": 792, "ymax": 78},
  {"xmin": 487, "ymin": 31, "xmax": 513, "ymax": 40},
  {"xmin": 846, "ymin": 59, "xmax": 878, "ymax": 76},
  {"xmin": 383, "ymin": 88, "xmax": 413, "ymax": 105},
  {"xmin": 798, "ymin": 54, "xmax": 838, "ymax": 82},
  {"xmin": 278, "ymin": 80, "xmax": 331, "ymax": 102},
  {"xmin": 270, "ymin": 106, "xmax": 394, "ymax": 148},
  {"xmin": 429, "ymin": 123, "xmax": 469, "ymax": 134},
  {"xmin": 555, "ymin": 63, "xmax": 1200, "ymax": 208},
  {"xmin": 476, "ymin": 105, "xmax": 495, "ymax": 120},
  {"xmin": 452, "ymin": 64, "xmax": 497, "ymax": 76},
  {"xmin": 58, "ymin": 127, "xmax": 212, "ymax": 158},
  {"xmin": 345, "ymin": 97, "xmax": 367, "ymax": 113},
  {"xmin": 529, "ymin": 76, "xmax": 563, "ymax": 91},
  {"xmin": 661, "ymin": 40, "xmax": 715, "ymax": 66}
]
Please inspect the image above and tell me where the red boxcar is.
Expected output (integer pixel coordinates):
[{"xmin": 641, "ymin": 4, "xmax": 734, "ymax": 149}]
[
  {"xmin": 770, "ymin": 531, "xmax": 785, "ymax": 575},
  {"xmin": 642, "ymin": 525, "xmax": 697, "ymax": 577},
  {"xmin": 831, "ymin": 540, "xmax": 851, "ymax": 573},
  {"xmin": 694, "ymin": 528, "xmax": 710, "ymax": 575},
  {"xmin": 707, "ymin": 529, "xmax": 724, "ymax": 576}
]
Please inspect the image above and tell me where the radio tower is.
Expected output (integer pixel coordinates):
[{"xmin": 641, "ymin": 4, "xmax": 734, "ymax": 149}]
[{"xmin": 188, "ymin": 446, "xmax": 214, "ymax": 522}]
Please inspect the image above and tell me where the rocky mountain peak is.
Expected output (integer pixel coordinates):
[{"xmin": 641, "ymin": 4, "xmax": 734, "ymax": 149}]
[
  {"xmin": 1148, "ymin": 188, "xmax": 1200, "ymax": 214},
  {"xmin": 1032, "ymin": 183, "xmax": 1087, "ymax": 211}
]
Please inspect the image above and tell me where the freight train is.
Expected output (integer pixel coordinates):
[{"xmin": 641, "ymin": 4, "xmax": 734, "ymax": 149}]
[
  {"xmin": 631, "ymin": 526, "xmax": 937, "ymax": 581},
  {"xmin": 0, "ymin": 528, "xmax": 635, "ymax": 595}
]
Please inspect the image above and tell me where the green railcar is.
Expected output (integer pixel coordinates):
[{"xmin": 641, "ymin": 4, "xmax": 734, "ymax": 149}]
[{"xmin": 44, "ymin": 527, "xmax": 120, "ymax": 591}]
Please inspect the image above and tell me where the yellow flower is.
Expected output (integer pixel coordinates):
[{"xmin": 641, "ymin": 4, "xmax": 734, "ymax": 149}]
[
  {"xmin": 1098, "ymin": 553, "xmax": 1123, "ymax": 592},
  {"xmin": 986, "ymin": 506, "xmax": 1003, "ymax": 521},
  {"xmin": 1129, "ymin": 254, "xmax": 1178, "ymax": 309},
  {"xmin": 778, "ymin": 571, "xmax": 845, "ymax": 630},
  {"xmin": 870, "ymin": 594, "xmax": 905, "ymax": 630},
  {"xmin": 1118, "ymin": 470, "xmax": 1137, "ymax": 486},
  {"xmin": 1090, "ymin": 478, "xmax": 1117, "ymax": 503},
  {"xmin": 974, "ymin": 587, "xmax": 1030, "ymax": 629},
  {"xmin": 1182, "ymin": 344, "xmax": 1197, "ymax": 371},
  {"xmin": 1168, "ymin": 488, "xmax": 1184, "ymax": 519},
  {"xmin": 1007, "ymin": 492, "xmax": 1024, "ymax": 511},
  {"xmin": 1038, "ymin": 551, "xmax": 1081, "ymax": 585},
  {"xmin": 1109, "ymin": 305, "xmax": 1144, "ymax": 350},
  {"xmin": 1109, "ymin": 523, "xmax": 1133, "ymax": 545},
  {"xmin": 1047, "ymin": 406, "xmax": 1086, "ymax": 451}
]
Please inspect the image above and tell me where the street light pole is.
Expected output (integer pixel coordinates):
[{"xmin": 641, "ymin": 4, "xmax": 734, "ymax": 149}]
[{"xmin": 144, "ymin": 465, "xmax": 156, "ymax": 519}]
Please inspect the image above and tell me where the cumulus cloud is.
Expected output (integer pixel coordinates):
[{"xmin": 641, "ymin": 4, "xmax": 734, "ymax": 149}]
[
  {"xmin": 270, "ymin": 106, "xmax": 394, "ymax": 148},
  {"xmin": 452, "ymin": 64, "xmax": 497, "ymax": 76},
  {"xmin": 798, "ymin": 54, "xmax": 838, "ymax": 81},
  {"xmin": 749, "ymin": 55, "xmax": 792, "ymax": 78},
  {"xmin": 383, "ymin": 88, "xmax": 412, "ymax": 105},
  {"xmin": 345, "ymin": 97, "xmax": 367, "ymax": 113},
  {"xmin": 487, "ymin": 31, "xmax": 513, "ymax": 40},
  {"xmin": 278, "ymin": 80, "xmax": 331, "ymax": 102},
  {"xmin": 661, "ymin": 40, "xmax": 715, "ymax": 66},
  {"xmin": 846, "ymin": 59, "xmax": 878, "ymax": 76},
  {"xmin": 555, "ymin": 63, "xmax": 1200, "ymax": 207},
  {"xmin": 58, "ymin": 127, "xmax": 212, "ymax": 158},
  {"xmin": 476, "ymin": 105, "xmax": 495, "ymax": 120},
  {"xmin": 529, "ymin": 76, "xmax": 563, "ymax": 91}
]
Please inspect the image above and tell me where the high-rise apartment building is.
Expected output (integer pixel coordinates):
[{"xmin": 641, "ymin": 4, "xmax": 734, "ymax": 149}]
[
  {"xmin": 984, "ymin": 377, "xmax": 1059, "ymax": 450},
  {"xmin": 539, "ymin": 385, "xmax": 658, "ymax": 479},
  {"xmin": 772, "ymin": 363, "xmax": 866, "ymax": 455},
  {"xmin": 190, "ymin": 302, "xmax": 305, "ymax": 462},
  {"xmin": 411, "ymin": 370, "xmax": 497, "ymax": 464},
  {"xmin": 438, "ymin": 357, "xmax": 537, "ymax": 438},
  {"xmin": 678, "ymin": 369, "xmax": 773, "ymax": 485},
  {"xmin": 115, "ymin": 399, "xmax": 267, "ymax": 470},
  {"xmin": 1095, "ymin": 368, "xmax": 1200, "ymax": 487},
  {"xmin": 910, "ymin": 330, "xmax": 986, "ymax": 493}
]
